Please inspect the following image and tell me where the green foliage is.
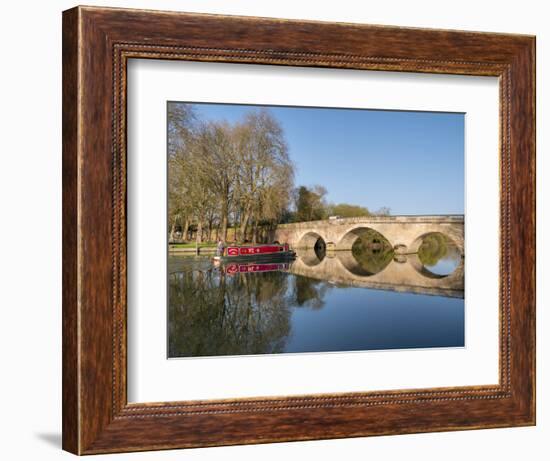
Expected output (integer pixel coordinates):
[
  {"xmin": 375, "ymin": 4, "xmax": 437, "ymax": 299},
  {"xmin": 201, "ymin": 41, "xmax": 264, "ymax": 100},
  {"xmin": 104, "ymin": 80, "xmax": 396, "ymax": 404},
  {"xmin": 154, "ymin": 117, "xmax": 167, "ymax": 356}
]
[
  {"xmin": 293, "ymin": 185, "xmax": 328, "ymax": 222},
  {"xmin": 417, "ymin": 233, "xmax": 449, "ymax": 266},
  {"xmin": 351, "ymin": 230, "xmax": 394, "ymax": 275},
  {"xmin": 352, "ymin": 229, "xmax": 392, "ymax": 249},
  {"xmin": 328, "ymin": 203, "xmax": 370, "ymax": 218},
  {"xmin": 169, "ymin": 242, "xmax": 216, "ymax": 249}
]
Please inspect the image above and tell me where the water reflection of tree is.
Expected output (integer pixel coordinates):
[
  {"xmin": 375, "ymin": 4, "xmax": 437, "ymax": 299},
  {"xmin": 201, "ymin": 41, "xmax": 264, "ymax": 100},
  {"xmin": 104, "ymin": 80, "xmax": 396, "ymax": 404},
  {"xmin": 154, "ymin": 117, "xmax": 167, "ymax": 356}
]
[
  {"xmin": 417, "ymin": 233, "xmax": 459, "ymax": 266},
  {"xmin": 168, "ymin": 269, "xmax": 292, "ymax": 357},
  {"xmin": 291, "ymin": 276, "xmax": 330, "ymax": 309},
  {"xmin": 351, "ymin": 231, "xmax": 394, "ymax": 275}
]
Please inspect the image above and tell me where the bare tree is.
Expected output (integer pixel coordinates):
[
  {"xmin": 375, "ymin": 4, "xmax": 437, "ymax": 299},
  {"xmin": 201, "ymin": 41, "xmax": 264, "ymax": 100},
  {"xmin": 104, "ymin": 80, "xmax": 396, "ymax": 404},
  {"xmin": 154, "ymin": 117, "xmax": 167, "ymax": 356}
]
[
  {"xmin": 375, "ymin": 206, "xmax": 391, "ymax": 216},
  {"xmin": 167, "ymin": 103, "xmax": 198, "ymax": 241},
  {"xmin": 194, "ymin": 121, "xmax": 238, "ymax": 242},
  {"xmin": 233, "ymin": 109, "xmax": 294, "ymax": 241},
  {"xmin": 167, "ymin": 104, "xmax": 295, "ymax": 244}
]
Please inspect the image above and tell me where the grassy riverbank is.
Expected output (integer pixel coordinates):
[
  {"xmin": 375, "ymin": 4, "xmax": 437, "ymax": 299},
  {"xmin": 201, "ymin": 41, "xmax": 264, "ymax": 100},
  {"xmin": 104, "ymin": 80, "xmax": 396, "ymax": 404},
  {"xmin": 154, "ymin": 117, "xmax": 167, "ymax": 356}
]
[
  {"xmin": 169, "ymin": 242, "xmax": 217, "ymax": 254},
  {"xmin": 170, "ymin": 242, "xmax": 217, "ymax": 249}
]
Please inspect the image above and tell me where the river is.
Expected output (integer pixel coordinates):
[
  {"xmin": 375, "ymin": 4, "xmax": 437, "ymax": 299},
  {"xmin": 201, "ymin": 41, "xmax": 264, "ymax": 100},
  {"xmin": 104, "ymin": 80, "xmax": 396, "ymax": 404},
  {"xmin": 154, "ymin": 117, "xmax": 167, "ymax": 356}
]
[{"xmin": 168, "ymin": 240, "xmax": 464, "ymax": 358}]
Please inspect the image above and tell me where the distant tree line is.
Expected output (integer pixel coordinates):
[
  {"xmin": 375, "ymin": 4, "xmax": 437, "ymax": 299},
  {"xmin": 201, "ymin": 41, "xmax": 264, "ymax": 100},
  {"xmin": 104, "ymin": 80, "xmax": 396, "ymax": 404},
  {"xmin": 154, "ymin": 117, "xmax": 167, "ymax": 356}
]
[
  {"xmin": 292, "ymin": 185, "xmax": 391, "ymax": 222},
  {"xmin": 168, "ymin": 103, "xmax": 391, "ymax": 244}
]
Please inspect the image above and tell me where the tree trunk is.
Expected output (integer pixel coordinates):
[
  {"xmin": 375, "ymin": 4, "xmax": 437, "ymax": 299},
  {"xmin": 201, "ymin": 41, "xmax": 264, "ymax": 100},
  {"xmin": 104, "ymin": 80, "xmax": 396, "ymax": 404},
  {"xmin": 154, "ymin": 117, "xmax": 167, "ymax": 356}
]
[
  {"xmin": 169, "ymin": 220, "xmax": 176, "ymax": 243},
  {"xmin": 239, "ymin": 207, "xmax": 251, "ymax": 242},
  {"xmin": 220, "ymin": 195, "xmax": 228, "ymax": 242},
  {"xmin": 252, "ymin": 219, "xmax": 258, "ymax": 244},
  {"xmin": 182, "ymin": 218, "xmax": 189, "ymax": 242},
  {"xmin": 196, "ymin": 220, "xmax": 203, "ymax": 244},
  {"xmin": 207, "ymin": 219, "xmax": 213, "ymax": 242}
]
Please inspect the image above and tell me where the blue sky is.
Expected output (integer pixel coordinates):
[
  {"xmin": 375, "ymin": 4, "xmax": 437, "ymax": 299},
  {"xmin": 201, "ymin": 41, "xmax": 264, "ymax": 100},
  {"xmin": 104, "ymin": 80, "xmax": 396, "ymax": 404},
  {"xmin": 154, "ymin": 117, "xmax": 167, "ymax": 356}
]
[{"xmin": 182, "ymin": 102, "xmax": 464, "ymax": 215}]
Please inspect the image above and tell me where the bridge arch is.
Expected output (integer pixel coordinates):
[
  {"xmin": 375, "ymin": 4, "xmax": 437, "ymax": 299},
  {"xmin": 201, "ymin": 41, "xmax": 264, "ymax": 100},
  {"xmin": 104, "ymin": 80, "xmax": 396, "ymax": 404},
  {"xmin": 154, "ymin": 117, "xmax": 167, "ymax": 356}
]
[
  {"xmin": 295, "ymin": 248, "xmax": 326, "ymax": 267},
  {"xmin": 407, "ymin": 254, "xmax": 448, "ymax": 279},
  {"xmin": 408, "ymin": 253, "xmax": 465, "ymax": 280},
  {"xmin": 336, "ymin": 226, "xmax": 392, "ymax": 252},
  {"xmin": 296, "ymin": 231, "xmax": 327, "ymax": 251},
  {"xmin": 408, "ymin": 231, "xmax": 463, "ymax": 278},
  {"xmin": 408, "ymin": 231, "xmax": 461, "ymax": 255}
]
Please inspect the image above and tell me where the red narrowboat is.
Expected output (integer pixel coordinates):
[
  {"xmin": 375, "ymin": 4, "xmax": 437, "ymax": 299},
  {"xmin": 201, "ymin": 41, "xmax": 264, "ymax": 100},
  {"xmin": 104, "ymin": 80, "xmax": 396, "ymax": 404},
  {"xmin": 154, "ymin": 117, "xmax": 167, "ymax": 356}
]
[{"xmin": 213, "ymin": 243, "xmax": 295, "ymax": 262}]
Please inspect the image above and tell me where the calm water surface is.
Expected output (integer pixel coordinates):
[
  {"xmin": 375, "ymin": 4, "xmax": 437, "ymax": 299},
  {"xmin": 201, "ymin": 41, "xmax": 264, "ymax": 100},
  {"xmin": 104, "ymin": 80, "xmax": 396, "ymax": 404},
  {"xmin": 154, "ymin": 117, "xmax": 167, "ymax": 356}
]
[{"xmin": 168, "ymin": 243, "xmax": 464, "ymax": 358}]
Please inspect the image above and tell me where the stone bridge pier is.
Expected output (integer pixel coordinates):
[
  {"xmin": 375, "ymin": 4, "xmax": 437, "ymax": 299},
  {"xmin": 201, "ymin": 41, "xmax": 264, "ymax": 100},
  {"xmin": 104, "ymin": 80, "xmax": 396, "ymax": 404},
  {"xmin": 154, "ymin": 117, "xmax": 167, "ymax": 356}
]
[{"xmin": 272, "ymin": 215, "xmax": 464, "ymax": 255}]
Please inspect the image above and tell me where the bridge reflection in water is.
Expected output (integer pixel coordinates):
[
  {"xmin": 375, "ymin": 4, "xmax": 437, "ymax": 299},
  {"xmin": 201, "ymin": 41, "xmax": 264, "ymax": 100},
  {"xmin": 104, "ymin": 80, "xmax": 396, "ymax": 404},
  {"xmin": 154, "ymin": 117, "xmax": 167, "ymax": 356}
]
[
  {"xmin": 293, "ymin": 246, "xmax": 464, "ymax": 299},
  {"xmin": 168, "ymin": 236, "xmax": 464, "ymax": 358}
]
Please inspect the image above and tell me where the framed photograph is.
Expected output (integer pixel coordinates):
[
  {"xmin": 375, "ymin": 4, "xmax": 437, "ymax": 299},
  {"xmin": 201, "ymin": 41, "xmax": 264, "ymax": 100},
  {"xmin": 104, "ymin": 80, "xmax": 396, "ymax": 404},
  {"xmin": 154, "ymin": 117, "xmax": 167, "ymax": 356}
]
[{"xmin": 62, "ymin": 6, "xmax": 535, "ymax": 455}]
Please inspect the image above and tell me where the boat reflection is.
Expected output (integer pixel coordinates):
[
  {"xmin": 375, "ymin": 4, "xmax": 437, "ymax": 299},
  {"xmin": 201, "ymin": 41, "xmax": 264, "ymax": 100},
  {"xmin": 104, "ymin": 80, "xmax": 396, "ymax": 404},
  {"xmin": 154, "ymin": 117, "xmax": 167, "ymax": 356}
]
[{"xmin": 221, "ymin": 261, "xmax": 290, "ymax": 276}]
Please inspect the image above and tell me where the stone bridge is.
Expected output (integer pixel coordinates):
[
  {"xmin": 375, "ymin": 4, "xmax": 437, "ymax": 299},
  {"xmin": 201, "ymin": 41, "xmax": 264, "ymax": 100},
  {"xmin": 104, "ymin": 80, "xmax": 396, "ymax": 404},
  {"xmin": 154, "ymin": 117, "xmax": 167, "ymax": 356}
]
[
  {"xmin": 292, "ymin": 249, "xmax": 464, "ymax": 298},
  {"xmin": 273, "ymin": 215, "xmax": 464, "ymax": 254}
]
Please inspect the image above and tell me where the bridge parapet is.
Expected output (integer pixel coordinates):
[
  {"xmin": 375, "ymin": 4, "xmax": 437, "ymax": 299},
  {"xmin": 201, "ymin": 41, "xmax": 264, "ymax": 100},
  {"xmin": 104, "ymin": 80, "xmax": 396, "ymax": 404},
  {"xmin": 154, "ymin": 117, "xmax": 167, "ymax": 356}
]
[{"xmin": 276, "ymin": 215, "xmax": 464, "ymax": 228}]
